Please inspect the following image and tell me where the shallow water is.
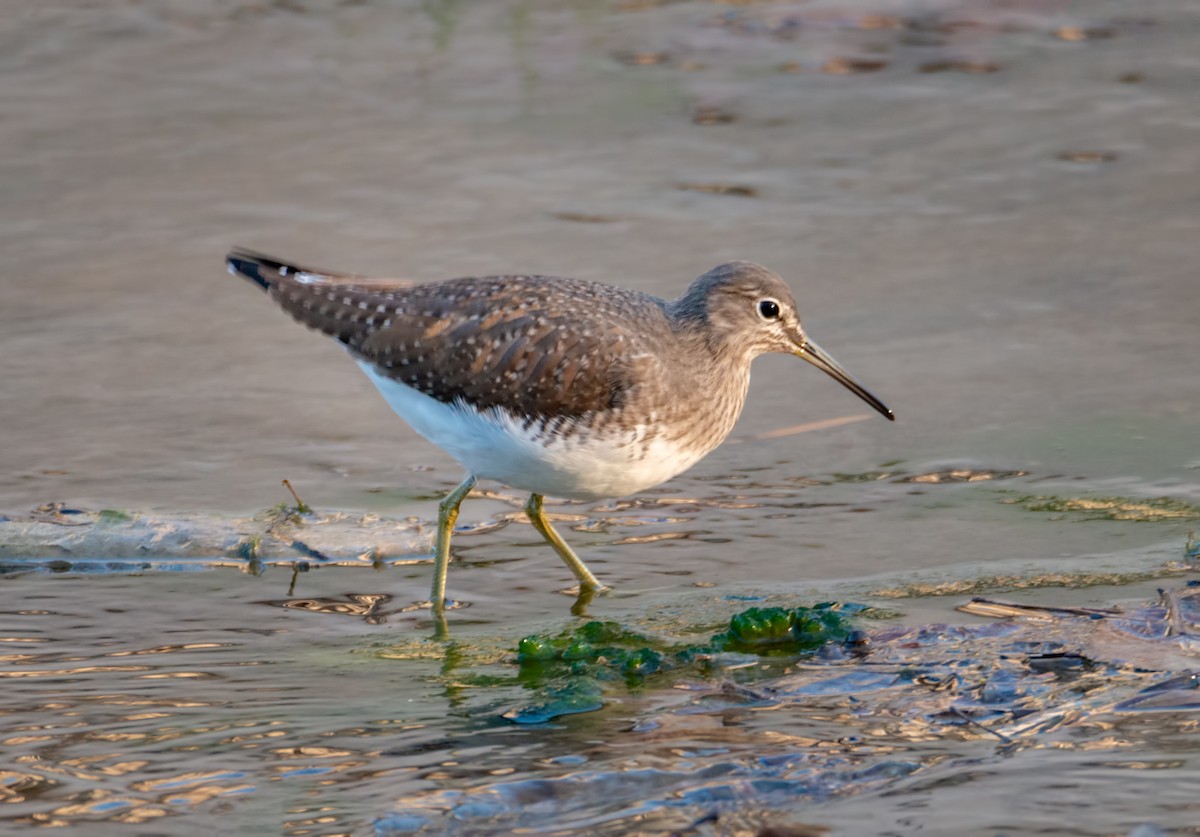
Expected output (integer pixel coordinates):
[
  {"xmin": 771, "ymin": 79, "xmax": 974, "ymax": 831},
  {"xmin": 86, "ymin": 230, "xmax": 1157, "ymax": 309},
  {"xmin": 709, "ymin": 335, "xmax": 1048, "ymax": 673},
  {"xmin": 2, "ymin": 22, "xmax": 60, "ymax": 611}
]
[
  {"xmin": 5, "ymin": 561, "xmax": 1200, "ymax": 835},
  {"xmin": 2, "ymin": 0, "xmax": 1200, "ymax": 833},
  {"xmin": 3, "ymin": 474, "xmax": 1198, "ymax": 834}
]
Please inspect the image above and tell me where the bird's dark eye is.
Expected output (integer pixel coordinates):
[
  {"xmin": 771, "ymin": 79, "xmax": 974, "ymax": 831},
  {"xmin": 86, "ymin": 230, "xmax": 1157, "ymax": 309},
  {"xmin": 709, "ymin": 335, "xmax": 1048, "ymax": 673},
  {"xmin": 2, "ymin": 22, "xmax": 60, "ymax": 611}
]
[{"xmin": 757, "ymin": 299, "xmax": 781, "ymax": 320}]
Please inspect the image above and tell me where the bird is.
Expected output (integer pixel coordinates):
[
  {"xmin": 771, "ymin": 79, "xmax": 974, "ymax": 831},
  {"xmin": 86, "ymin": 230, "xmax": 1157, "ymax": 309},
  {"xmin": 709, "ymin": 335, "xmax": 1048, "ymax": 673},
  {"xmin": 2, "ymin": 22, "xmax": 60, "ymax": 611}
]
[{"xmin": 226, "ymin": 249, "xmax": 893, "ymax": 610}]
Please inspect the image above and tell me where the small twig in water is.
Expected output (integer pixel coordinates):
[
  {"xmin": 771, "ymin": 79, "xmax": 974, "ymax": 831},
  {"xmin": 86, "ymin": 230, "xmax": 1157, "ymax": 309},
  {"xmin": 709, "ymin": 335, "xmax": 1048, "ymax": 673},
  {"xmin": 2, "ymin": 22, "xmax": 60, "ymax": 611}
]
[
  {"xmin": 946, "ymin": 706, "xmax": 1014, "ymax": 744},
  {"xmin": 288, "ymin": 538, "xmax": 333, "ymax": 563},
  {"xmin": 1159, "ymin": 587, "xmax": 1187, "ymax": 637},
  {"xmin": 282, "ymin": 479, "xmax": 311, "ymax": 514},
  {"xmin": 958, "ymin": 596, "xmax": 1118, "ymax": 620}
]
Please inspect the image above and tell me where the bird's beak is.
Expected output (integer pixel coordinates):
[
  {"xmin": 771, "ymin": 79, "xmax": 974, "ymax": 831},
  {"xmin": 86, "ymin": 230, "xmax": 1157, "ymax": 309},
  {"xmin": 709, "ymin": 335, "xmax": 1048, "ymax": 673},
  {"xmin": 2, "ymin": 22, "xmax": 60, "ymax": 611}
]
[{"xmin": 795, "ymin": 338, "xmax": 895, "ymax": 421}]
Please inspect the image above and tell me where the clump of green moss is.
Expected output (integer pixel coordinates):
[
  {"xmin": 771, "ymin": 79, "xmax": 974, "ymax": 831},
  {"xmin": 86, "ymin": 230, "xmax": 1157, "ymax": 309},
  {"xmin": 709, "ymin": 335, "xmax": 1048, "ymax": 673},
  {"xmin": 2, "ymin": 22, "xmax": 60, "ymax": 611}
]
[
  {"xmin": 709, "ymin": 604, "xmax": 859, "ymax": 654},
  {"xmin": 516, "ymin": 620, "xmax": 669, "ymax": 681},
  {"xmin": 508, "ymin": 604, "xmax": 863, "ymax": 722}
]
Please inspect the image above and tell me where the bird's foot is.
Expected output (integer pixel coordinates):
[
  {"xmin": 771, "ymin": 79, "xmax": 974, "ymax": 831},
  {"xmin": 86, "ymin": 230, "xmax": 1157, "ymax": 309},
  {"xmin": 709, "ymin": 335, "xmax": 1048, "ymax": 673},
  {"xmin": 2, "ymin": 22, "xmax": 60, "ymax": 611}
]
[
  {"xmin": 556, "ymin": 583, "xmax": 612, "ymax": 597},
  {"xmin": 560, "ymin": 583, "xmax": 612, "ymax": 617}
]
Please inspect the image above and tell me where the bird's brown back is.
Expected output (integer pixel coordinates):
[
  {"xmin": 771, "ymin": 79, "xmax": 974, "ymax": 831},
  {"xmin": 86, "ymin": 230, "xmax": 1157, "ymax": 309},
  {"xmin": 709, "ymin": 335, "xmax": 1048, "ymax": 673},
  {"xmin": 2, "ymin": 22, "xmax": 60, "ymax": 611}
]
[{"xmin": 227, "ymin": 251, "xmax": 675, "ymax": 424}]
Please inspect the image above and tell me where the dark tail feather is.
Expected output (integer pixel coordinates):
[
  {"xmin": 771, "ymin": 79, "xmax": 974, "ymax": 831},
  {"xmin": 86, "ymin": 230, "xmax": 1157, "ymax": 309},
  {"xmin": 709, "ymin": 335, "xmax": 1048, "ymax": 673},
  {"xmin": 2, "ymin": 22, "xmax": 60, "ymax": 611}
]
[
  {"xmin": 226, "ymin": 248, "xmax": 309, "ymax": 292},
  {"xmin": 224, "ymin": 249, "xmax": 381, "ymax": 349}
]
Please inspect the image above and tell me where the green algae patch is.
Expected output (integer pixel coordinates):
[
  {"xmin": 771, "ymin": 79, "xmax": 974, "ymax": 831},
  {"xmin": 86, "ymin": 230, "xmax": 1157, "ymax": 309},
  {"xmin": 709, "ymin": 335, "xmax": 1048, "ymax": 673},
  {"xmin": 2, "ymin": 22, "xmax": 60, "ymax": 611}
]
[
  {"xmin": 507, "ymin": 605, "xmax": 863, "ymax": 723},
  {"xmin": 516, "ymin": 620, "xmax": 672, "ymax": 681},
  {"xmin": 709, "ymin": 605, "xmax": 859, "ymax": 654},
  {"xmin": 871, "ymin": 567, "xmax": 1193, "ymax": 599},
  {"xmin": 97, "ymin": 509, "xmax": 133, "ymax": 524},
  {"xmin": 1004, "ymin": 494, "xmax": 1200, "ymax": 522}
]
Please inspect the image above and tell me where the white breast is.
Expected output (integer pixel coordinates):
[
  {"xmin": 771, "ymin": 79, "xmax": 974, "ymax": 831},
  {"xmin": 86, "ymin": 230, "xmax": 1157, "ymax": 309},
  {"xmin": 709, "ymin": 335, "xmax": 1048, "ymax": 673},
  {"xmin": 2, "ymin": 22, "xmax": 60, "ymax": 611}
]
[{"xmin": 355, "ymin": 362, "xmax": 708, "ymax": 501}]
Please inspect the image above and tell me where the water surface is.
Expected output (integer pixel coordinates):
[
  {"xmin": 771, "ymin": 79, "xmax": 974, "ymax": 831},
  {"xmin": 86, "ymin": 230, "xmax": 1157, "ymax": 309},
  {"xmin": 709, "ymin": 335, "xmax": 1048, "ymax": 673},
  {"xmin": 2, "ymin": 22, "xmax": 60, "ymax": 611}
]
[{"xmin": 2, "ymin": 0, "xmax": 1199, "ymax": 833}]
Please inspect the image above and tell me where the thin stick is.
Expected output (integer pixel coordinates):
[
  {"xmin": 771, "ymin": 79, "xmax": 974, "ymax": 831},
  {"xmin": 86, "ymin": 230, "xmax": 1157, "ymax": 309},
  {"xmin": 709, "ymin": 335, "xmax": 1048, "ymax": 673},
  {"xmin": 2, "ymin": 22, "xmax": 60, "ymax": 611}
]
[
  {"xmin": 281, "ymin": 479, "xmax": 310, "ymax": 513},
  {"xmin": 947, "ymin": 706, "xmax": 1014, "ymax": 744},
  {"xmin": 1160, "ymin": 587, "xmax": 1186, "ymax": 637}
]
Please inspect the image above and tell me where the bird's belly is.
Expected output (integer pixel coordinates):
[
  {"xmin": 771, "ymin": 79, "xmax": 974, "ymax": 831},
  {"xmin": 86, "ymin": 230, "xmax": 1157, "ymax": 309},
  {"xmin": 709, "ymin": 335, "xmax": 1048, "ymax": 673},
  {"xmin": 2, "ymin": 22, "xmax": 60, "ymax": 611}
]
[{"xmin": 356, "ymin": 362, "xmax": 707, "ymax": 500}]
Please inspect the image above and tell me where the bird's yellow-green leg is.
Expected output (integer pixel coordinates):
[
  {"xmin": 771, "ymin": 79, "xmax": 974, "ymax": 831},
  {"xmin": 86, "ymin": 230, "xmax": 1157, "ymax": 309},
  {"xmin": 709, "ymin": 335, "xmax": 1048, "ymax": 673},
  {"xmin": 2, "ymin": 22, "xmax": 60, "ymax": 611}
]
[
  {"xmin": 431, "ymin": 475, "xmax": 477, "ymax": 610},
  {"xmin": 524, "ymin": 493, "xmax": 609, "ymax": 592}
]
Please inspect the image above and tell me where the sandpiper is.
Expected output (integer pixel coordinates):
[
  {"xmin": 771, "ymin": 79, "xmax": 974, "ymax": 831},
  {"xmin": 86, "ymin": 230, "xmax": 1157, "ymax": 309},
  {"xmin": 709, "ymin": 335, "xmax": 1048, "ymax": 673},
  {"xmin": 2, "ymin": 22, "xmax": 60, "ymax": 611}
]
[{"xmin": 227, "ymin": 250, "xmax": 893, "ymax": 609}]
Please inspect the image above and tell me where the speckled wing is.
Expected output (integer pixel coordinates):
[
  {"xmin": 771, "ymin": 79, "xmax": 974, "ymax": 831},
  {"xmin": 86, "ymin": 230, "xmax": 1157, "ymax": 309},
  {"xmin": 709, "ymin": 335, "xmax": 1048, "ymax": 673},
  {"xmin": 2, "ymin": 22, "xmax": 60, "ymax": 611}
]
[{"xmin": 227, "ymin": 250, "xmax": 660, "ymax": 421}]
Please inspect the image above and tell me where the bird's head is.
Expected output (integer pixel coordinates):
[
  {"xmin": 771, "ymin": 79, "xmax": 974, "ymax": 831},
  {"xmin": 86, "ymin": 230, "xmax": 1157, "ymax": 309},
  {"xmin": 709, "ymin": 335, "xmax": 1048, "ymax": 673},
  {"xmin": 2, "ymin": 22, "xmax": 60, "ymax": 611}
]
[{"xmin": 674, "ymin": 261, "xmax": 894, "ymax": 421}]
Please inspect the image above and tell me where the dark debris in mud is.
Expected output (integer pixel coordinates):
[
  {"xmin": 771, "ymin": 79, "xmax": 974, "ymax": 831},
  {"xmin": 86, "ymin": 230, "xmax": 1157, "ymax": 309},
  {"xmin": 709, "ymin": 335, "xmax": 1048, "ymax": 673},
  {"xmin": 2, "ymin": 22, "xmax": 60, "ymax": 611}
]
[{"xmin": 677, "ymin": 182, "xmax": 759, "ymax": 197}]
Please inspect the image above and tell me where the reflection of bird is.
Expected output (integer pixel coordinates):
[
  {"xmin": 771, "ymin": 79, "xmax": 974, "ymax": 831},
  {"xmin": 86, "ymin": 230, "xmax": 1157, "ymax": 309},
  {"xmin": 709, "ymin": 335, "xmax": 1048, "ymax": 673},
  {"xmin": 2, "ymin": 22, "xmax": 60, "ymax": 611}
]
[{"xmin": 227, "ymin": 250, "xmax": 893, "ymax": 610}]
